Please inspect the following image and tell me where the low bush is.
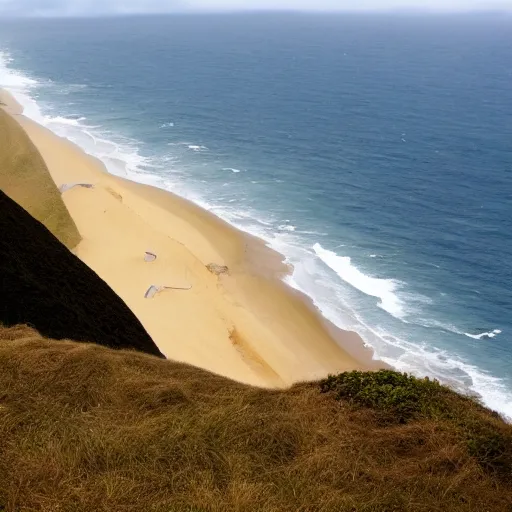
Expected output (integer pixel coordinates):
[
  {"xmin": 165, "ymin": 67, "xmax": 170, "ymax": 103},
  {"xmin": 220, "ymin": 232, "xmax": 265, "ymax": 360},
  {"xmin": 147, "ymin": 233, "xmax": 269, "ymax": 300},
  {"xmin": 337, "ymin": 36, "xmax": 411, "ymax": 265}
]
[{"xmin": 320, "ymin": 370, "xmax": 449, "ymax": 422}]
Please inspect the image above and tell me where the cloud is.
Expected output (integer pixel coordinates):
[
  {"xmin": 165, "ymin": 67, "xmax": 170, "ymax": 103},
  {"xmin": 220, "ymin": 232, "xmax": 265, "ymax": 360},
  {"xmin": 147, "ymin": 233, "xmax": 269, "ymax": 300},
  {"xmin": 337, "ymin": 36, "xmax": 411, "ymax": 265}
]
[{"xmin": 0, "ymin": 0, "xmax": 511, "ymax": 16}]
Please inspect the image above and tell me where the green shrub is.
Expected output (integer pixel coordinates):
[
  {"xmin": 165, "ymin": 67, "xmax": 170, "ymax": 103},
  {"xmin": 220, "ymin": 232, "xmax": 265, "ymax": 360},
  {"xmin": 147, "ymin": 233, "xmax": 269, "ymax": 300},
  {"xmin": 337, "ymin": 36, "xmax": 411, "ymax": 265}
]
[{"xmin": 320, "ymin": 370, "xmax": 447, "ymax": 422}]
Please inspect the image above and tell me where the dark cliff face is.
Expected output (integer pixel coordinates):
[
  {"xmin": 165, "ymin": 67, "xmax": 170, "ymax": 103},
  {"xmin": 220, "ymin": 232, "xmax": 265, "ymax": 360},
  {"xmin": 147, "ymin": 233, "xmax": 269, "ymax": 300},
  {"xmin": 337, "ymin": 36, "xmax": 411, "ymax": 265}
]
[{"xmin": 0, "ymin": 190, "xmax": 164, "ymax": 358}]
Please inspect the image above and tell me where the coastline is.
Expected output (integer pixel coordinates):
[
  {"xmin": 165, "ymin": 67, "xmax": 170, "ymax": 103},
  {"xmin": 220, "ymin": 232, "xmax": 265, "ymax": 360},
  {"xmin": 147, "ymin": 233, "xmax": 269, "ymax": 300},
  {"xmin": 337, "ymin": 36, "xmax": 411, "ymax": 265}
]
[{"xmin": 2, "ymin": 87, "xmax": 381, "ymax": 387}]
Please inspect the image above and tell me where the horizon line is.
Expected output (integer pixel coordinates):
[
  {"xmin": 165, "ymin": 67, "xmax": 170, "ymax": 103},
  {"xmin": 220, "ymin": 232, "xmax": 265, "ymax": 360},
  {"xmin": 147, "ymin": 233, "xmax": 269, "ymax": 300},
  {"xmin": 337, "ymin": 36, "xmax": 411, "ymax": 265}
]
[{"xmin": 2, "ymin": 8, "xmax": 512, "ymax": 19}]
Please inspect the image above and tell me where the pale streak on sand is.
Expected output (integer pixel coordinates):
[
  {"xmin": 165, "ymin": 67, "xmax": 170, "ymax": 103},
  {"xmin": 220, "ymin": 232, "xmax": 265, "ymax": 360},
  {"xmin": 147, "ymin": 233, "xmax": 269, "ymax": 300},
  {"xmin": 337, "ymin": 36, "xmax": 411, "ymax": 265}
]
[{"xmin": 1, "ymin": 89, "xmax": 381, "ymax": 387}]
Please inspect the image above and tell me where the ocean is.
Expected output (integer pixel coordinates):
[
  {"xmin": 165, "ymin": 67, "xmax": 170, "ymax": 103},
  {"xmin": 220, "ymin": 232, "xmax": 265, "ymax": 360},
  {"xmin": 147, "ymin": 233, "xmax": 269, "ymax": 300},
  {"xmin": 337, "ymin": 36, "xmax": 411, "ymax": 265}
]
[{"xmin": 1, "ymin": 13, "xmax": 511, "ymax": 418}]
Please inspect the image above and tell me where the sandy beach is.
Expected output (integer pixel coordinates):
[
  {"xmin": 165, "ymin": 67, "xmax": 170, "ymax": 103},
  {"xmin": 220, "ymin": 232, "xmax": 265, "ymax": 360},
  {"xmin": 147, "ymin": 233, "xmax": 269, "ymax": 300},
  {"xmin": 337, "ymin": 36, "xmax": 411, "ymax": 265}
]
[{"xmin": 2, "ymin": 88, "xmax": 379, "ymax": 387}]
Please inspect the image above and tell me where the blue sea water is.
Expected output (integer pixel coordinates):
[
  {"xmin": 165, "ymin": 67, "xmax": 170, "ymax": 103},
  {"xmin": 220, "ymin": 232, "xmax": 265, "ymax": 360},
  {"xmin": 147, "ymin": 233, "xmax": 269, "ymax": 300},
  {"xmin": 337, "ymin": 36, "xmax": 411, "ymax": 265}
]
[{"xmin": 1, "ymin": 13, "xmax": 511, "ymax": 417}]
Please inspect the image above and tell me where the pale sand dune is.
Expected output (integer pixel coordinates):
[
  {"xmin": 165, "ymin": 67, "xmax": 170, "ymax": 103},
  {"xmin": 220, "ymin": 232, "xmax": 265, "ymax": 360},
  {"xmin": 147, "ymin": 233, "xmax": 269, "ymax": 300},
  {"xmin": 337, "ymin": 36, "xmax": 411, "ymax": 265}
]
[{"xmin": 2, "ymin": 90, "xmax": 380, "ymax": 387}]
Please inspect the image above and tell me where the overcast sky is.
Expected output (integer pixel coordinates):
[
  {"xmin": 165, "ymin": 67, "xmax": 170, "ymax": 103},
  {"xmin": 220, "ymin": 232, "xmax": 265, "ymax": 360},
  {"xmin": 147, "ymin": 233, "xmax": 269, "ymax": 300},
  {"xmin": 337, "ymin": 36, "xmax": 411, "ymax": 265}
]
[{"xmin": 0, "ymin": 0, "xmax": 511, "ymax": 16}]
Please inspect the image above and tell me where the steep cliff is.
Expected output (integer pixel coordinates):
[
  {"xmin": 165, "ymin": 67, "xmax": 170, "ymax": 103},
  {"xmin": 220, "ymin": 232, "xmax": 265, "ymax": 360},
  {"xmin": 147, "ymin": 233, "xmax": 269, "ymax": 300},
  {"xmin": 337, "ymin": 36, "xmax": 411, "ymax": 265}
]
[{"xmin": 0, "ymin": 190, "xmax": 163, "ymax": 357}]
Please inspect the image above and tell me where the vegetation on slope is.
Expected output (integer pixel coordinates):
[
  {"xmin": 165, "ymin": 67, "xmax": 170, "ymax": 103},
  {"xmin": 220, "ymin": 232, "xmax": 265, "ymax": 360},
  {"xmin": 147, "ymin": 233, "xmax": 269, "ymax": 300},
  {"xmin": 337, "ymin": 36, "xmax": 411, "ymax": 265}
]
[
  {"xmin": 0, "ymin": 325, "xmax": 510, "ymax": 512},
  {"xmin": 321, "ymin": 371, "xmax": 512, "ymax": 480},
  {"xmin": 0, "ymin": 108, "xmax": 80, "ymax": 249},
  {"xmin": 0, "ymin": 190, "xmax": 163, "ymax": 357}
]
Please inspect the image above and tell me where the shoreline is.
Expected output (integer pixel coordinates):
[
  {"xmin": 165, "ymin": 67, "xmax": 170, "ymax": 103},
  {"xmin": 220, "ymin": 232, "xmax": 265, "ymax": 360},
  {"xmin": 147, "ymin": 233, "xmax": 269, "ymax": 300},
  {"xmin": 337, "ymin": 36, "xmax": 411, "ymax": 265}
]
[{"xmin": 2, "ymin": 86, "xmax": 382, "ymax": 387}]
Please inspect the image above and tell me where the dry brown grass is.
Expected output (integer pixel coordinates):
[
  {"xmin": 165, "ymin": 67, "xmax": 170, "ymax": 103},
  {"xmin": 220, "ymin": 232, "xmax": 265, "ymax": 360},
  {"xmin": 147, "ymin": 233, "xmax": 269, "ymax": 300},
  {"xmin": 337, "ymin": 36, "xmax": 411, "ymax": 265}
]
[
  {"xmin": 0, "ymin": 325, "xmax": 511, "ymax": 512},
  {"xmin": 0, "ymin": 109, "xmax": 80, "ymax": 249}
]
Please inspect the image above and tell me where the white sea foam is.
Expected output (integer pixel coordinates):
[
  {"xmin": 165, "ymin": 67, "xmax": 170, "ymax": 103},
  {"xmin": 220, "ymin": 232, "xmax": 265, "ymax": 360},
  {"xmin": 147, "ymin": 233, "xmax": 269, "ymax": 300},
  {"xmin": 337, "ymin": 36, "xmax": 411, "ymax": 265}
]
[
  {"xmin": 0, "ymin": 51, "xmax": 37, "ymax": 89},
  {"xmin": 222, "ymin": 167, "xmax": 241, "ymax": 173},
  {"xmin": 420, "ymin": 319, "xmax": 503, "ymax": 341},
  {"xmin": 188, "ymin": 144, "xmax": 208, "ymax": 152},
  {"xmin": 313, "ymin": 243, "xmax": 404, "ymax": 318},
  {"xmin": 278, "ymin": 224, "xmax": 296, "ymax": 232},
  {"xmin": 45, "ymin": 115, "xmax": 84, "ymax": 126},
  {"xmin": 298, "ymin": 230, "xmax": 329, "ymax": 236},
  {"xmin": 228, "ymin": 209, "xmax": 274, "ymax": 227},
  {"xmin": 0, "ymin": 50, "xmax": 45, "ymax": 122},
  {"xmin": 464, "ymin": 329, "xmax": 502, "ymax": 340}
]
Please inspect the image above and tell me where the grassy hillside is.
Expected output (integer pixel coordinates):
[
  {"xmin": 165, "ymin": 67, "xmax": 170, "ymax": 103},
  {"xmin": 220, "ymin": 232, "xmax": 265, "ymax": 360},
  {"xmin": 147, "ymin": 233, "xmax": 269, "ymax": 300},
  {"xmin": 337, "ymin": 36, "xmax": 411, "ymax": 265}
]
[
  {"xmin": 0, "ymin": 325, "xmax": 510, "ymax": 512},
  {"xmin": 0, "ymin": 190, "xmax": 163, "ymax": 357},
  {"xmin": 0, "ymin": 108, "xmax": 80, "ymax": 249}
]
